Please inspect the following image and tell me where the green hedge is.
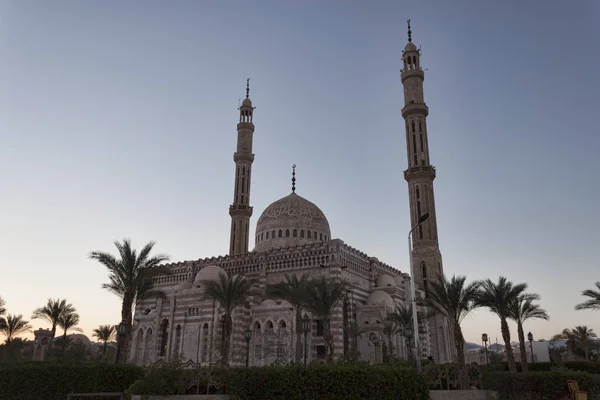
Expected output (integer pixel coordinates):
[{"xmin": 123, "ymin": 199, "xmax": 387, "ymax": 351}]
[
  {"xmin": 483, "ymin": 371, "xmax": 600, "ymax": 400},
  {"xmin": 0, "ymin": 362, "xmax": 144, "ymax": 400},
  {"xmin": 227, "ymin": 364, "xmax": 429, "ymax": 400},
  {"xmin": 485, "ymin": 361, "xmax": 600, "ymax": 375}
]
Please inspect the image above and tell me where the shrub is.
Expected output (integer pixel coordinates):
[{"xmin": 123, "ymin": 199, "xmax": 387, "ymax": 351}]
[
  {"xmin": 0, "ymin": 361, "xmax": 144, "ymax": 400},
  {"xmin": 483, "ymin": 371, "xmax": 600, "ymax": 400},
  {"xmin": 484, "ymin": 361, "xmax": 600, "ymax": 375},
  {"xmin": 227, "ymin": 364, "xmax": 429, "ymax": 400},
  {"xmin": 127, "ymin": 365, "xmax": 229, "ymax": 396}
]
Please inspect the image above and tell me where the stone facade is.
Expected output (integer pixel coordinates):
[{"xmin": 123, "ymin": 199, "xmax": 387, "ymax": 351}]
[{"xmin": 128, "ymin": 27, "xmax": 450, "ymax": 366}]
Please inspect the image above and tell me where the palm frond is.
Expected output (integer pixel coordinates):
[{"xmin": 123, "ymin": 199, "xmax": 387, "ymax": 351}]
[{"xmin": 575, "ymin": 282, "xmax": 600, "ymax": 311}]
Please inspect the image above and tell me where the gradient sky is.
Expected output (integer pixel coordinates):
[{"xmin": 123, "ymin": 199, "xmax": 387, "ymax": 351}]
[{"xmin": 1, "ymin": 1, "xmax": 599, "ymax": 346}]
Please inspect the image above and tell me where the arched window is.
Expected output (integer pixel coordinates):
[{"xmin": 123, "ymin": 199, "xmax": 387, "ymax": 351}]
[
  {"xmin": 278, "ymin": 230, "xmax": 282, "ymax": 238},
  {"xmin": 285, "ymin": 229, "xmax": 290, "ymax": 237},
  {"xmin": 293, "ymin": 229, "xmax": 297, "ymax": 237},
  {"xmin": 159, "ymin": 319, "xmax": 169, "ymax": 357},
  {"xmin": 172, "ymin": 325, "xmax": 181, "ymax": 358},
  {"xmin": 319, "ymin": 233, "xmax": 323, "ymax": 241},
  {"xmin": 201, "ymin": 323, "xmax": 209, "ymax": 362},
  {"xmin": 300, "ymin": 230, "xmax": 304, "ymax": 238},
  {"xmin": 266, "ymin": 231, "xmax": 269, "ymax": 239},
  {"xmin": 307, "ymin": 231, "xmax": 311, "ymax": 239}
]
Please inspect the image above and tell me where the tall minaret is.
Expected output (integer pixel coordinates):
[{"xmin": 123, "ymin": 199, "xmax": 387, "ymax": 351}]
[
  {"xmin": 401, "ymin": 20, "xmax": 452, "ymax": 363},
  {"xmin": 229, "ymin": 79, "xmax": 255, "ymax": 256}
]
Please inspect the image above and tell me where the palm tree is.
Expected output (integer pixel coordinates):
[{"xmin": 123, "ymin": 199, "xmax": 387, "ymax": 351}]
[
  {"xmin": 572, "ymin": 325, "xmax": 597, "ymax": 361},
  {"xmin": 201, "ymin": 273, "xmax": 256, "ymax": 366},
  {"xmin": 553, "ymin": 328, "xmax": 577, "ymax": 360},
  {"xmin": 58, "ymin": 311, "xmax": 83, "ymax": 341},
  {"xmin": 89, "ymin": 238, "xmax": 170, "ymax": 362},
  {"xmin": 31, "ymin": 298, "xmax": 75, "ymax": 345},
  {"xmin": 388, "ymin": 304, "xmax": 415, "ymax": 360},
  {"xmin": 266, "ymin": 272, "xmax": 311, "ymax": 364},
  {"xmin": 301, "ymin": 276, "xmax": 348, "ymax": 364},
  {"xmin": 93, "ymin": 325, "xmax": 116, "ymax": 358},
  {"xmin": 476, "ymin": 276, "xmax": 528, "ymax": 373},
  {"xmin": 423, "ymin": 274, "xmax": 481, "ymax": 366},
  {"xmin": 575, "ymin": 282, "xmax": 600, "ymax": 311},
  {"xmin": 343, "ymin": 320, "xmax": 368, "ymax": 355},
  {"xmin": 508, "ymin": 293, "xmax": 549, "ymax": 372},
  {"xmin": 0, "ymin": 296, "xmax": 6, "ymax": 330},
  {"xmin": 0, "ymin": 314, "xmax": 32, "ymax": 343}
]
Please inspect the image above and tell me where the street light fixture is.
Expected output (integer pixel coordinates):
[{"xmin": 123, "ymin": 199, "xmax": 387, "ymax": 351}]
[
  {"xmin": 482, "ymin": 333, "xmax": 489, "ymax": 364},
  {"xmin": 301, "ymin": 314, "xmax": 311, "ymax": 367},
  {"xmin": 244, "ymin": 329, "xmax": 252, "ymax": 367},
  {"xmin": 115, "ymin": 319, "xmax": 128, "ymax": 364},
  {"xmin": 527, "ymin": 332, "xmax": 534, "ymax": 363},
  {"xmin": 408, "ymin": 213, "xmax": 429, "ymax": 374}
]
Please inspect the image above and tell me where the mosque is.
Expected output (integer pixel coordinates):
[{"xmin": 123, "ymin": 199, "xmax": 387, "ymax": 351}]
[{"xmin": 127, "ymin": 23, "xmax": 453, "ymax": 366}]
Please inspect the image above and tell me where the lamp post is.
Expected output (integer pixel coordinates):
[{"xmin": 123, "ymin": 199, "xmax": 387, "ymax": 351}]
[
  {"xmin": 244, "ymin": 329, "xmax": 252, "ymax": 367},
  {"xmin": 527, "ymin": 332, "xmax": 534, "ymax": 363},
  {"xmin": 482, "ymin": 333, "xmax": 489, "ymax": 364},
  {"xmin": 115, "ymin": 319, "xmax": 128, "ymax": 364},
  {"xmin": 408, "ymin": 213, "xmax": 430, "ymax": 374},
  {"xmin": 301, "ymin": 314, "xmax": 311, "ymax": 367}
]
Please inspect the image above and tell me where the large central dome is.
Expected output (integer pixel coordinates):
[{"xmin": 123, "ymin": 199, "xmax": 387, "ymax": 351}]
[{"xmin": 254, "ymin": 192, "xmax": 331, "ymax": 252}]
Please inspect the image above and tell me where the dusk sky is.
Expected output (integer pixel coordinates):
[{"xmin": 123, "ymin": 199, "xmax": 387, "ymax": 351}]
[{"xmin": 1, "ymin": 1, "xmax": 599, "ymax": 346}]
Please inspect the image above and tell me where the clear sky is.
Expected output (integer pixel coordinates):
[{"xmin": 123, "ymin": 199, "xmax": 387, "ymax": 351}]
[{"xmin": 1, "ymin": 1, "xmax": 599, "ymax": 346}]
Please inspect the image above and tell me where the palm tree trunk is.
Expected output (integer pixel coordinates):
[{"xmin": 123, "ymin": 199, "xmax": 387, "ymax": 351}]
[
  {"xmin": 221, "ymin": 314, "xmax": 233, "ymax": 366},
  {"xmin": 103, "ymin": 341, "xmax": 108, "ymax": 359},
  {"xmin": 501, "ymin": 317, "xmax": 517, "ymax": 373},
  {"xmin": 118, "ymin": 295, "xmax": 134, "ymax": 364},
  {"xmin": 324, "ymin": 319, "xmax": 334, "ymax": 364},
  {"xmin": 584, "ymin": 345, "xmax": 589, "ymax": 361},
  {"xmin": 454, "ymin": 322, "xmax": 466, "ymax": 366},
  {"xmin": 517, "ymin": 321, "xmax": 528, "ymax": 373},
  {"xmin": 294, "ymin": 309, "xmax": 303, "ymax": 364}
]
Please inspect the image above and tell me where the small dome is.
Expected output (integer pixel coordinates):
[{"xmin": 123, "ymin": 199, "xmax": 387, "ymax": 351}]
[
  {"xmin": 194, "ymin": 265, "xmax": 226, "ymax": 286},
  {"xmin": 242, "ymin": 97, "xmax": 252, "ymax": 107},
  {"xmin": 367, "ymin": 291, "xmax": 395, "ymax": 308},
  {"xmin": 404, "ymin": 42, "xmax": 417, "ymax": 52},
  {"xmin": 69, "ymin": 334, "xmax": 92, "ymax": 347},
  {"xmin": 174, "ymin": 281, "xmax": 193, "ymax": 292},
  {"xmin": 377, "ymin": 275, "xmax": 396, "ymax": 288},
  {"xmin": 393, "ymin": 275, "xmax": 405, "ymax": 286},
  {"xmin": 254, "ymin": 192, "xmax": 331, "ymax": 253}
]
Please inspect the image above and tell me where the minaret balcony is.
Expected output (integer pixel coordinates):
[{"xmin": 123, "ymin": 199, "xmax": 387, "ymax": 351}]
[
  {"xmin": 229, "ymin": 204, "xmax": 253, "ymax": 217},
  {"xmin": 401, "ymin": 68, "xmax": 424, "ymax": 83},
  {"xmin": 403, "ymin": 165, "xmax": 436, "ymax": 180},
  {"xmin": 402, "ymin": 102, "xmax": 429, "ymax": 118}
]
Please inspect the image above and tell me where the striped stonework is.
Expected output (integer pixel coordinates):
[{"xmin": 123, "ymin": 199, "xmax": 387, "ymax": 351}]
[{"xmin": 130, "ymin": 239, "xmax": 429, "ymax": 366}]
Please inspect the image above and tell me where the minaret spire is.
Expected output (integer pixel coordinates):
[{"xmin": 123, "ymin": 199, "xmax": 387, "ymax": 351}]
[
  {"xmin": 292, "ymin": 164, "xmax": 296, "ymax": 193},
  {"xmin": 407, "ymin": 19, "xmax": 412, "ymax": 42},
  {"xmin": 229, "ymin": 79, "xmax": 255, "ymax": 256}
]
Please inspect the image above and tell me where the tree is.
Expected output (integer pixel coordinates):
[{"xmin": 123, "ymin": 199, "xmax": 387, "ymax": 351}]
[
  {"xmin": 266, "ymin": 272, "xmax": 311, "ymax": 364},
  {"xmin": 31, "ymin": 298, "xmax": 75, "ymax": 346},
  {"xmin": 301, "ymin": 276, "xmax": 348, "ymax": 364},
  {"xmin": 0, "ymin": 314, "xmax": 32, "ymax": 343},
  {"xmin": 388, "ymin": 304, "xmax": 415, "ymax": 360},
  {"xmin": 476, "ymin": 276, "xmax": 527, "ymax": 373},
  {"xmin": 423, "ymin": 274, "xmax": 481, "ymax": 366},
  {"xmin": 93, "ymin": 325, "xmax": 116, "ymax": 358},
  {"xmin": 0, "ymin": 296, "xmax": 6, "ymax": 330},
  {"xmin": 89, "ymin": 238, "xmax": 170, "ymax": 362},
  {"xmin": 575, "ymin": 282, "xmax": 600, "ymax": 312},
  {"xmin": 342, "ymin": 320, "xmax": 368, "ymax": 356},
  {"xmin": 572, "ymin": 325, "xmax": 597, "ymax": 361},
  {"xmin": 201, "ymin": 273, "xmax": 256, "ymax": 366},
  {"xmin": 553, "ymin": 328, "xmax": 576, "ymax": 360},
  {"xmin": 58, "ymin": 311, "xmax": 83, "ymax": 341},
  {"xmin": 508, "ymin": 293, "xmax": 549, "ymax": 372}
]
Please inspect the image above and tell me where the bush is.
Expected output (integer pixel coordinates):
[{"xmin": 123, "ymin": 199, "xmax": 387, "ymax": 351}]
[
  {"xmin": 484, "ymin": 361, "xmax": 600, "ymax": 375},
  {"xmin": 227, "ymin": 364, "xmax": 429, "ymax": 400},
  {"xmin": 0, "ymin": 361, "xmax": 144, "ymax": 400},
  {"xmin": 127, "ymin": 365, "xmax": 229, "ymax": 396},
  {"xmin": 483, "ymin": 371, "xmax": 600, "ymax": 400}
]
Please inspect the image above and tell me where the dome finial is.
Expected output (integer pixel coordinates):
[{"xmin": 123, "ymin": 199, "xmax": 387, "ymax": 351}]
[
  {"xmin": 246, "ymin": 78, "xmax": 250, "ymax": 98},
  {"xmin": 407, "ymin": 19, "xmax": 412, "ymax": 42},
  {"xmin": 292, "ymin": 164, "xmax": 296, "ymax": 193}
]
